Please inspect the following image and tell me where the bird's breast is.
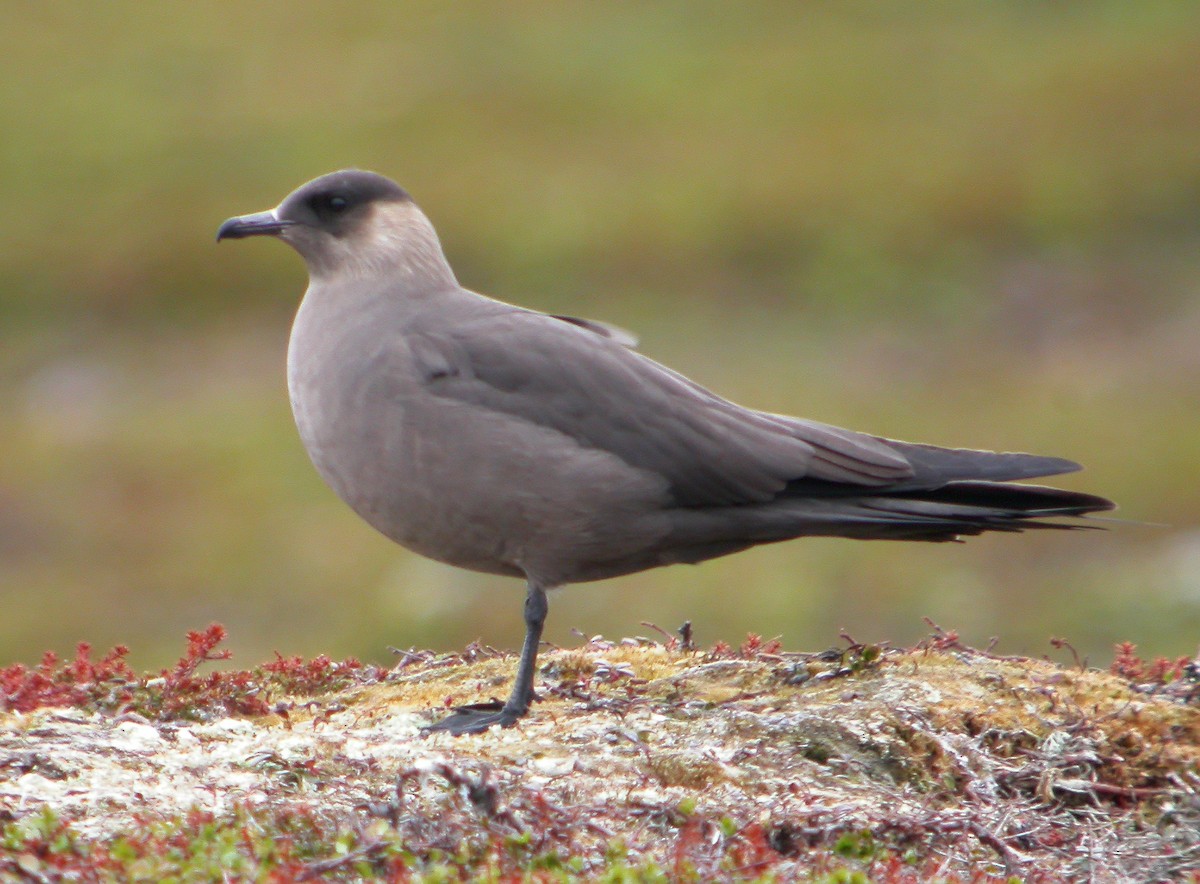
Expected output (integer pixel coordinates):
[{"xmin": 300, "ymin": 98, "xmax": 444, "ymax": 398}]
[{"xmin": 284, "ymin": 290, "xmax": 674, "ymax": 583}]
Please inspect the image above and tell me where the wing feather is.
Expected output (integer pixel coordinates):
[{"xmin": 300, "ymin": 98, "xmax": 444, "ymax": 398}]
[{"xmin": 413, "ymin": 310, "xmax": 914, "ymax": 506}]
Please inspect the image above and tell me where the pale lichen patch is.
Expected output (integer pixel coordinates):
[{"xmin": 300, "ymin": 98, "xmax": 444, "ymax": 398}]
[{"xmin": 2, "ymin": 638, "xmax": 1197, "ymax": 879}]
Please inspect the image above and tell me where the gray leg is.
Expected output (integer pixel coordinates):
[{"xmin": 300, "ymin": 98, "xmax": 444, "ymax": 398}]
[{"xmin": 423, "ymin": 582, "xmax": 548, "ymax": 736}]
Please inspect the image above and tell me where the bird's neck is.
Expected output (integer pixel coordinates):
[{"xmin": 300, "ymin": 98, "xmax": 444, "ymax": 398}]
[{"xmin": 305, "ymin": 203, "xmax": 458, "ymax": 292}]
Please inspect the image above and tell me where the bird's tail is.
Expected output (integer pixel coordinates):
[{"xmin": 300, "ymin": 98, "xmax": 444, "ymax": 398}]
[
  {"xmin": 659, "ymin": 473, "xmax": 1115, "ymax": 565},
  {"xmin": 782, "ymin": 480, "xmax": 1115, "ymax": 542}
]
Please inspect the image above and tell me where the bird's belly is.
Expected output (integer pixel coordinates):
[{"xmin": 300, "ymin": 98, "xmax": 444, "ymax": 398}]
[{"xmin": 290, "ymin": 375, "xmax": 672, "ymax": 584}]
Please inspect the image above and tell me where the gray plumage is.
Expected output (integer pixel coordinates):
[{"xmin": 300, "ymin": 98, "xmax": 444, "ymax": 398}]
[{"xmin": 218, "ymin": 169, "xmax": 1114, "ymax": 734}]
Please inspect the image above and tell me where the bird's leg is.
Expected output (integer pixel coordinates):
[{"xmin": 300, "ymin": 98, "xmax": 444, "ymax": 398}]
[
  {"xmin": 506, "ymin": 582, "xmax": 548, "ymax": 715},
  {"xmin": 422, "ymin": 582, "xmax": 548, "ymax": 736}
]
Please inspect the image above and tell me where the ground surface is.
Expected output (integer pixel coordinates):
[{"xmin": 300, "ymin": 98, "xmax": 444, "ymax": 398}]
[{"xmin": 1, "ymin": 627, "xmax": 1198, "ymax": 881}]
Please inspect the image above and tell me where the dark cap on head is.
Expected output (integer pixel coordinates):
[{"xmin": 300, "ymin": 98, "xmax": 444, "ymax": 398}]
[
  {"xmin": 216, "ymin": 169, "xmax": 411, "ymax": 242},
  {"xmin": 278, "ymin": 170, "xmax": 410, "ymax": 223}
]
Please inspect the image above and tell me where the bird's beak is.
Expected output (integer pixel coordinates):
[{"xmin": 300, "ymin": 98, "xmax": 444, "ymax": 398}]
[{"xmin": 216, "ymin": 211, "xmax": 294, "ymax": 242}]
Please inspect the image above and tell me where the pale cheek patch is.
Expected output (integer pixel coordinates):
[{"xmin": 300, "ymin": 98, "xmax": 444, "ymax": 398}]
[{"xmin": 335, "ymin": 203, "xmax": 455, "ymax": 282}]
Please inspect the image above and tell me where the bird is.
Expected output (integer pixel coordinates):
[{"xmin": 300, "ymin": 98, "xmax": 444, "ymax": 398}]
[{"xmin": 217, "ymin": 169, "xmax": 1114, "ymax": 735}]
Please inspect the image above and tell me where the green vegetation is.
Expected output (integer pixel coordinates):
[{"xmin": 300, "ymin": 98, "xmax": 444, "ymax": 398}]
[
  {"xmin": 0, "ymin": 805, "xmax": 885, "ymax": 883},
  {"xmin": 0, "ymin": 3, "xmax": 1197, "ymax": 668}
]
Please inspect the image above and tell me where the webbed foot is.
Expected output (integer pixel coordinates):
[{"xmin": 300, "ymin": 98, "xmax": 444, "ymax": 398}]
[{"xmin": 421, "ymin": 701, "xmax": 525, "ymax": 736}]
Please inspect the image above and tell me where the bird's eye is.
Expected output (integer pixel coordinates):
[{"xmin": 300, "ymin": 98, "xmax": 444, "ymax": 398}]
[{"xmin": 328, "ymin": 195, "xmax": 348, "ymax": 211}]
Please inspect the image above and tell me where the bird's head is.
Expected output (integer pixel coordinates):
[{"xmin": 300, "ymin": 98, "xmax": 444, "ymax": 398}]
[{"xmin": 217, "ymin": 169, "xmax": 455, "ymax": 284}]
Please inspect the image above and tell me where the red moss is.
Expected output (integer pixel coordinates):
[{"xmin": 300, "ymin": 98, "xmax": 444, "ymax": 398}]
[
  {"xmin": 704, "ymin": 634, "xmax": 784, "ymax": 660},
  {"xmin": 261, "ymin": 652, "xmax": 365, "ymax": 696},
  {"xmin": 0, "ymin": 642, "xmax": 135, "ymax": 713},
  {"xmin": 738, "ymin": 633, "xmax": 783, "ymax": 658},
  {"xmin": 0, "ymin": 624, "xmax": 371, "ymax": 721},
  {"xmin": 1110, "ymin": 641, "xmax": 1191, "ymax": 686}
]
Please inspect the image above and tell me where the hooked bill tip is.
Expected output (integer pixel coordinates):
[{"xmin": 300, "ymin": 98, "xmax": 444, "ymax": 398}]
[{"xmin": 216, "ymin": 211, "xmax": 291, "ymax": 242}]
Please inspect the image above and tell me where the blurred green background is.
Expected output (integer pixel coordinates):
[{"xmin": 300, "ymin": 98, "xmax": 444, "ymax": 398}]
[{"xmin": 1, "ymin": 2, "xmax": 1197, "ymax": 670}]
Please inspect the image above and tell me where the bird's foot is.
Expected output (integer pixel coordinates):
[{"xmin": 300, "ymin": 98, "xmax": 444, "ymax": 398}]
[{"xmin": 421, "ymin": 701, "xmax": 526, "ymax": 736}]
